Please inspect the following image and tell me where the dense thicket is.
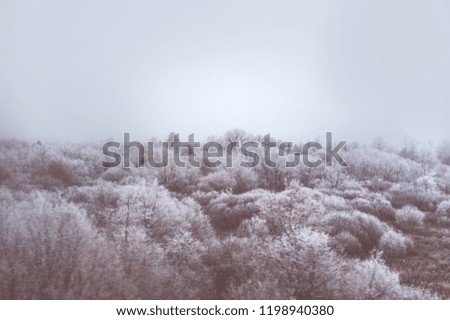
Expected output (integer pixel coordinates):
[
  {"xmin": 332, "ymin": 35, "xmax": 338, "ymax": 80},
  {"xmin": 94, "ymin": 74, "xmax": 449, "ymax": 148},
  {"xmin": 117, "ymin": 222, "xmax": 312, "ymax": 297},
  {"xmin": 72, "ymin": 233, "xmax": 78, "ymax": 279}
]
[{"xmin": 1, "ymin": 133, "xmax": 449, "ymax": 299}]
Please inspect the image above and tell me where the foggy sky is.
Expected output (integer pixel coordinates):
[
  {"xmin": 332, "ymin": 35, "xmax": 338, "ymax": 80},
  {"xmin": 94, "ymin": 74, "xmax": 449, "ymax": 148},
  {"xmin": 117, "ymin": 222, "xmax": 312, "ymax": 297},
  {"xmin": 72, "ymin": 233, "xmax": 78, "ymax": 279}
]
[{"xmin": 1, "ymin": 0, "xmax": 449, "ymax": 145}]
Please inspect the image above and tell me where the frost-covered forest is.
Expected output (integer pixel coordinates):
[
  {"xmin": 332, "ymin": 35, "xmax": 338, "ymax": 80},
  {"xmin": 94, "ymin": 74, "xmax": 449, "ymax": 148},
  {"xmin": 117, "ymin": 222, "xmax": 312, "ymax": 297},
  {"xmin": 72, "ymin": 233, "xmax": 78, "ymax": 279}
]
[{"xmin": 1, "ymin": 131, "xmax": 450, "ymax": 299}]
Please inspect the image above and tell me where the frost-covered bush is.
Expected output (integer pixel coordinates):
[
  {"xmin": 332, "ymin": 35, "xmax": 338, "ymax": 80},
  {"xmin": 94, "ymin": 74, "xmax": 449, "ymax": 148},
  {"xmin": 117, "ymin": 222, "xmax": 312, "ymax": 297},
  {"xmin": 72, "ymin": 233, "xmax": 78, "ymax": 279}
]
[
  {"xmin": 32, "ymin": 159, "xmax": 79, "ymax": 189},
  {"xmin": 389, "ymin": 182, "xmax": 443, "ymax": 212},
  {"xmin": 0, "ymin": 192, "xmax": 120, "ymax": 299},
  {"xmin": 436, "ymin": 200, "xmax": 450, "ymax": 225},
  {"xmin": 202, "ymin": 236, "xmax": 255, "ymax": 299},
  {"xmin": 237, "ymin": 216, "xmax": 270, "ymax": 239},
  {"xmin": 351, "ymin": 196, "xmax": 396, "ymax": 221},
  {"xmin": 191, "ymin": 190, "xmax": 220, "ymax": 207},
  {"xmin": 0, "ymin": 184, "xmax": 220, "ymax": 299},
  {"xmin": 331, "ymin": 179, "xmax": 370, "ymax": 201},
  {"xmin": 347, "ymin": 254, "xmax": 437, "ymax": 299},
  {"xmin": 333, "ymin": 231, "xmax": 363, "ymax": 256},
  {"xmin": 101, "ymin": 167, "xmax": 128, "ymax": 183},
  {"xmin": 228, "ymin": 228, "xmax": 347, "ymax": 299},
  {"xmin": 198, "ymin": 170, "xmax": 236, "ymax": 193},
  {"xmin": 153, "ymin": 163, "xmax": 200, "ymax": 195},
  {"xmin": 66, "ymin": 182, "xmax": 121, "ymax": 228},
  {"xmin": 255, "ymin": 162, "xmax": 287, "ymax": 191},
  {"xmin": 116, "ymin": 182, "xmax": 214, "ymax": 242},
  {"xmin": 371, "ymin": 196, "xmax": 396, "ymax": 221},
  {"xmin": 365, "ymin": 177, "xmax": 392, "ymax": 192},
  {"xmin": 378, "ymin": 230, "xmax": 413, "ymax": 259},
  {"xmin": 163, "ymin": 231, "xmax": 214, "ymax": 299},
  {"xmin": 435, "ymin": 165, "xmax": 450, "ymax": 194},
  {"xmin": 338, "ymin": 188, "xmax": 368, "ymax": 200},
  {"xmin": 323, "ymin": 195, "xmax": 352, "ymax": 212},
  {"xmin": 325, "ymin": 210, "xmax": 388, "ymax": 256},
  {"xmin": 351, "ymin": 198, "xmax": 373, "ymax": 214},
  {"xmin": 347, "ymin": 149, "xmax": 419, "ymax": 183},
  {"xmin": 227, "ymin": 229, "xmax": 434, "ymax": 299},
  {"xmin": 204, "ymin": 191, "xmax": 260, "ymax": 233},
  {"xmin": 395, "ymin": 206, "xmax": 425, "ymax": 228},
  {"xmin": 257, "ymin": 183, "xmax": 326, "ymax": 234},
  {"xmin": 230, "ymin": 167, "xmax": 259, "ymax": 194}
]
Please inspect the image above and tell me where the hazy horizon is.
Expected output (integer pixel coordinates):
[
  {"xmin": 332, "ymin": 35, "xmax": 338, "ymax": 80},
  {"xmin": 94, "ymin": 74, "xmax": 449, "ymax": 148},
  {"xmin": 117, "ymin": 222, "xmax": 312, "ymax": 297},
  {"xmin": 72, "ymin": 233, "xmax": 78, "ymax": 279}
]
[{"xmin": 1, "ymin": 0, "xmax": 449, "ymax": 145}]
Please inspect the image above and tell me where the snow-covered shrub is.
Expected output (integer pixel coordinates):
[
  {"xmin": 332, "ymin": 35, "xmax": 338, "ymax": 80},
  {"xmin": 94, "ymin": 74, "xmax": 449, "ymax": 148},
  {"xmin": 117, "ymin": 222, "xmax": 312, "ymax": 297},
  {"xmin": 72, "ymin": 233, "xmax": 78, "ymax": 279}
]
[
  {"xmin": 198, "ymin": 170, "xmax": 236, "ymax": 193},
  {"xmin": 371, "ymin": 196, "xmax": 396, "ymax": 221},
  {"xmin": 395, "ymin": 206, "xmax": 425, "ymax": 228},
  {"xmin": 257, "ymin": 183, "xmax": 326, "ymax": 234},
  {"xmin": 351, "ymin": 198, "xmax": 373, "ymax": 214},
  {"xmin": 436, "ymin": 200, "xmax": 450, "ymax": 225},
  {"xmin": 0, "ymin": 191, "xmax": 120, "ymax": 299},
  {"xmin": 191, "ymin": 190, "xmax": 220, "ymax": 207},
  {"xmin": 347, "ymin": 254, "xmax": 437, "ymax": 299},
  {"xmin": 347, "ymin": 148, "xmax": 418, "ymax": 183},
  {"xmin": 227, "ymin": 229, "xmax": 434, "ymax": 299},
  {"xmin": 365, "ymin": 177, "xmax": 392, "ymax": 192},
  {"xmin": 378, "ymin": 230, "xmax": 413, "ymax": 259},
  {"xmin": 202, "ymin": 236, "xmax": 255, "ymax": 299},
  {"xmin": 331, "ymin": 179, "xmax": 369, "ymax": 200},
  {"xmin": 228, "ymin": 228, "xmax": 347, "ymax": 299},
  {"xmin": 389, "ymin": 182, "xmax": 443, "ymax": 212},
  {"xmin": 230, "ymin": 167, "xmax": 258, "ymax": 194},
  {"xmin": 325, "ymin": 210, "xmax": 388, "ymax": 256},
  {"xmin": 153, "ymin": 163, "xmax": 200, "ymax": 195},
  {"xmin": 255, "ymin": 162, "xmax": 287, "ymax": 191},
  {"xmin": 237, "ymin": 216, "xmax": 270, "ymax": 239},
  {"xmin": 323, "ymin": 195, "xmax": 351, "ymax": 211},
  {"xmin": 351, "ymin": 196, "xmax": 396, "ymax": 221},
  {"xmin": 204, "ymin": 191, "xmax": 260, "ymax": 233},
  {"xmin": 333, "ymin": 231, "xmax": 363, "ymax": 256},
  {"xmin": 101, "ymin": 167, "xmax": 128, "ymax": 183},
  {"xmin": 435, "ymin": 165, "xmax": 450, "ymax": 194}
]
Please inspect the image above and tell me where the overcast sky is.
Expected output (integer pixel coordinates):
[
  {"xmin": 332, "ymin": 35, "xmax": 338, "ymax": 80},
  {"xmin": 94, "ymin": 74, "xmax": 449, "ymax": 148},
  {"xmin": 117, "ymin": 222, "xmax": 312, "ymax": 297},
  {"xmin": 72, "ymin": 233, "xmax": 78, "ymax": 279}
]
[{"xmin": 1, "ymin": 0, "xmax": 449, "ymax": 145}]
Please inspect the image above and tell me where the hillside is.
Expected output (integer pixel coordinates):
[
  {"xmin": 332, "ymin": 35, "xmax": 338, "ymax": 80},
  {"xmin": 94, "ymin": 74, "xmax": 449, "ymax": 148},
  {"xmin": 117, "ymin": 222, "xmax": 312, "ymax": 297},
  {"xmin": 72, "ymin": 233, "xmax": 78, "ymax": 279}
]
[{"xmin": 0, "ymin": 134, "xmax": 449, "ymax": 299}]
